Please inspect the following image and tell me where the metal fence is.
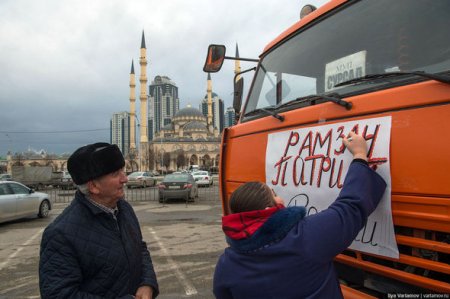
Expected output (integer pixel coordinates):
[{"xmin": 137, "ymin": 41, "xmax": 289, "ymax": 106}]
[{"xmin": 44, "ymin": 177, "xmax": 220, "ymax": 204}]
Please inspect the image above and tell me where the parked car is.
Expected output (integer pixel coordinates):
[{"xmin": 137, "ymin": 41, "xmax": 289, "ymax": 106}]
[
  {"xmin": 127, "ymin": 171, "xmax": 157, "ymax": 188},
  {"xmin": 0, "ymin": 174, "xmax": 12, "ymax": 181},
  {"xmin": 192, "ymin": 171, "xmax": 213, "ymax": 187},
  {"xmin": 0, "ymin": 181, "xmax": 52, "ymax": 224},
  {"xmin": 158, "ymin": 173, "xmax": 198, "ymax": 203}
]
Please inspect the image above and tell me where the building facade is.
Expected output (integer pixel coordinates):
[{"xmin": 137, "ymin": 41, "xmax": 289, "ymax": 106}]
[
  {"xmin": 148, "ymin": 75, "xmax": 180, "ymax": 141},
  {"xmin": 148, "ymin": 106, "xmax": 220, "ymax": 173},
  {"xmin": 6, "ymin": 150, "xmax": 70, "ymax": 174},
  {"xmin": 225, "ymin": 107, "xmax": 236, "ymax": 128},
  {"xmin": 110, "ymin": 111, "xmax": 131, "ymax": 156}
]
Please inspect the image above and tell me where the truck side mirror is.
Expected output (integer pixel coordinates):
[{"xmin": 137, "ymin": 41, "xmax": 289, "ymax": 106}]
[
  {"xmin": 233, "ymin": 77, "xmax": 244, "ymax": 116},
  {"xmin": 203, "ymin": 45, "xmax": 226, "ymax": 73}
]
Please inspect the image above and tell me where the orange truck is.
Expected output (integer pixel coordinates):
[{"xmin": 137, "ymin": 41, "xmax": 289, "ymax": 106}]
[{"xmin": 204, "ymin": 0, "xmax": 450, "ymax": 297}]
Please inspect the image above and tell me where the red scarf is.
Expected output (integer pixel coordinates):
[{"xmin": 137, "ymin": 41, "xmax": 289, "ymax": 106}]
[{"xmin": 222, "ymin": 204, "xmax": 285, "ymax": 240}]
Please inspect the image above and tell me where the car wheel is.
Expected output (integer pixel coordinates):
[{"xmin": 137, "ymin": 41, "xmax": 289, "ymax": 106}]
[{"xmin": 38, "ymin": 200, "xmax": 50, "ymax": 218}]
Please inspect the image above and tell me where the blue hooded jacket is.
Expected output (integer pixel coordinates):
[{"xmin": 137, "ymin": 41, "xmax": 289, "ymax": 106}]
[{"xmin": 213, "ymin": 162, "xmax": 386, "ymax": 299}]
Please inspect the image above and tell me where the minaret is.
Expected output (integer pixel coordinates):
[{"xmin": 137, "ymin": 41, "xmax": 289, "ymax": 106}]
[
  {"xmin": 234, "ymin": 43, "xmax": 241, "ymax": 82},
  {"xmin": 206, "ymin": 73, "xmax": 213, "ymax": 130},
  {"xmin": 129, "ymin": 60, "xmax": 136, "ymax": 151},
  {"xmin": 139, "ymin": 30, "xmax": 148, "ymax": 170}
]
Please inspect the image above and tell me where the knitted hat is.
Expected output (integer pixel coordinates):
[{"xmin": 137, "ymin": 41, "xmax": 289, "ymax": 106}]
[{"xmin": 67, "ymin": 143, "xmax": 125, "ymax": 185}]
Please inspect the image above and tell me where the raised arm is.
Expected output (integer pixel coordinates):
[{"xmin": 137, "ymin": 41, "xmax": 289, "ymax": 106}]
[{"xmin": 300, "ymin": 132, "xmax": 387, "ymax": 262}]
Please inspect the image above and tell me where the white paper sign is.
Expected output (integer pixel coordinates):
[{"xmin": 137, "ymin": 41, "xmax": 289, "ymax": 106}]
[
  {"xmin": 265, "ymin": 116, "xmax": 399, "ymax": 258},
  {"xmin": 325, "ymin": 50, "xmax": 366, "ymax": 92}
]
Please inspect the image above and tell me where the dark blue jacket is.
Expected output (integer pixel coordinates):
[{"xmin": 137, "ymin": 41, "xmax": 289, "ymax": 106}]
[
  {"xmin": 213, "ymin": 162, "xmax": 386, "ymax": 299},
  {"xmin": 39, "ymin": 191, "xmax": 159, "ymax": 298}
]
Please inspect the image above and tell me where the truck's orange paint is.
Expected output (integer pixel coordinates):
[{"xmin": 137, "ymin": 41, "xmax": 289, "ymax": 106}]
[{"xmin": 215, "ymin": 0, "xmax": 450, "ymax": 296}]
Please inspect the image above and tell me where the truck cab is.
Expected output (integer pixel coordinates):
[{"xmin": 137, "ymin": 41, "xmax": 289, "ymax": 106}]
[{"xmin": 205, "ymin": 0, "xmax": 450, "ymax": 296}]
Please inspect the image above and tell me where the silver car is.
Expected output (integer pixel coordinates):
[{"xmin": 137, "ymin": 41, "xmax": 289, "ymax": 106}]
[
  {"xmin": 127, "ymin": 171, "xmax": 157, "ymax": 188},
  {"xmin": 0, "ymin": 181, "xmax": 52, "ymax": 224}
]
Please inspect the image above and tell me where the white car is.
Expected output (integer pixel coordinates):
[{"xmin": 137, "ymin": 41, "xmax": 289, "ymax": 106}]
[
  {"xmin": 0, "ymin": 181, "xmax": 52, "ymax": 223},
  {"xmin": 192, "ymin": 171, "xmax": 213, "ymax": 187}
]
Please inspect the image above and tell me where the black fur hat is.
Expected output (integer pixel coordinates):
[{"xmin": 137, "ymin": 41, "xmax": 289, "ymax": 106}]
[{"xmin": 67, "ymin": 142, "xmax": 125, "ymax": 185}]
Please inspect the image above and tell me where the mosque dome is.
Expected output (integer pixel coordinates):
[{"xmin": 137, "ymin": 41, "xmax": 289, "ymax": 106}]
[
  {"xmin": 175, "ymin": 107, "xmax": 205, "ymax": 119},
  {"xmin": 173, "ymin": 106, "xmax": 206, "ymax": 122},
  {"xmin": 184, "ymin": 121, "xmax": 207, "ymax": 131}
]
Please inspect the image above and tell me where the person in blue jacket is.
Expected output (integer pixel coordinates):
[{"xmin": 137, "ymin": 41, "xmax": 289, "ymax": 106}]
[
  {"xmin": 39, "ymin": 143, "xmax": 159, "ymax": 299},
  {"xmin": 213, "ymin": 131, "xmax": 387, "ymax": 299}
]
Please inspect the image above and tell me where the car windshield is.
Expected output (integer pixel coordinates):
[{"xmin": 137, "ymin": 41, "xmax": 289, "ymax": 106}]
[
  {"xmin": 129, "ymin": 172, "xmax": 143, "ymax": 177},
  {"xmin": 164, "ymin": 174, "xmax": 189, "ymax": 182},
  {"xmin": 243, "ymin": 0, "xmax": 450, "ymax": 119},
  {"xmin": 194, "ymin": 171, "xmax": 208, "ymax": 176}
]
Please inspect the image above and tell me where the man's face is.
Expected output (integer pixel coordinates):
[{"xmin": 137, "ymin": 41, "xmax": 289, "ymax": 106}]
[{"xmin": 90, "ymin": 168, "xmax": 128, "ymax": 206}]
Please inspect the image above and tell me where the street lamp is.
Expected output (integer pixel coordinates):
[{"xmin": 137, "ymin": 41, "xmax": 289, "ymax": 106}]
[{"xmin": 160, "ymin": 132, "xmax": 164, "ymax": 175}]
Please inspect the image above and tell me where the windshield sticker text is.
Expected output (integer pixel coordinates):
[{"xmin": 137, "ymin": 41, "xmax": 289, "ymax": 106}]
[{"xmin": 325, "ymin": 50, "xmax": 367, "ymax": 91}]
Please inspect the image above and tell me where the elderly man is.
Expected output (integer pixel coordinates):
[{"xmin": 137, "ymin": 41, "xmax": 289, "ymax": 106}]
[{"xmin": 39, "ymin": 142, "xmax": 159, "ymax": 299}]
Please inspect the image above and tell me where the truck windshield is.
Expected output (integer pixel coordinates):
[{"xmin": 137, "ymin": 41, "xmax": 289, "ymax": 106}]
[{"xmin": 244, "ymin": 0, "xmax": 450, "ymax": 117}]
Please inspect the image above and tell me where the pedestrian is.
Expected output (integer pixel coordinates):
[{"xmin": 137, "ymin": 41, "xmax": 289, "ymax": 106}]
[
  {"xmin": 213, "ymin": 131, "xmax": 387, "ymax": 299},
  {"xmin": 39, "ymin": 142, "xmax": 159, "ymax": 299}
]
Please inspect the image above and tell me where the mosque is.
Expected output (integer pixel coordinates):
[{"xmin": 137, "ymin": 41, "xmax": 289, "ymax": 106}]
[{"xmin": 126, "ymin": 31, "xmax": 239, "ymax": 173}]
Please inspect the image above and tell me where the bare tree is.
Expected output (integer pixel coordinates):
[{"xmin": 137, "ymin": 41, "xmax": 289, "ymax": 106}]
[
  {"xmin": 147, "ymin": 146, "xmax": 156, "ymax": 171},
  {"xmin": 140, "ymin": 145, "xmax": 149, "ymax": 171},
  {"xmin": 154, "ymin": 148, "xmax": 161, "ymax": 172},
  {"xmin": 176, "ymin": 149, "xmax": 186, "ymax": 170},
  {"xmin": 126, "ymin": 150, "xmax": 139, "ymax": 172},
  {"xmin": 163, "ymin": 152, "xmax": 171, "ymax": 172}
]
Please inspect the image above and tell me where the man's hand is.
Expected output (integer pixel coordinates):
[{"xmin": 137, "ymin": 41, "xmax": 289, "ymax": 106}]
[
  {"xmin": 135, "ymin": 285, "xmax": 153, "ymax": 299},
  {"xmin": 343, "ymin": 131, "xmax": 368, "ymax": 161}
]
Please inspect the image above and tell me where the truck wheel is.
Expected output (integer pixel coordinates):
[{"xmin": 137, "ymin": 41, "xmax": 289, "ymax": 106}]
[{"xmin": 38, "ymin": 200, "xmax": 50, "ymax": 218}]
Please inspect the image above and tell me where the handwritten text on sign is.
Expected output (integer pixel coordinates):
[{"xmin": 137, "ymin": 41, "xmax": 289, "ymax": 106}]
[{"xmin": 265, "ymin": 116, "xmax": 399, "ymax": 258}]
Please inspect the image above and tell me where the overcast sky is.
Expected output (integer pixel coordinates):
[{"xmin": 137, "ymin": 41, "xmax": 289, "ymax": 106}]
[{"xmin": 0, "ymin": 0, "xmax": 329, "ymax": 157}]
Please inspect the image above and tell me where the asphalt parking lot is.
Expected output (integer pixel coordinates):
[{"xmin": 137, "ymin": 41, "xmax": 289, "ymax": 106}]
[{"xmin": 0, "ymin": 189, "xmax": 227, "ymax": 299}]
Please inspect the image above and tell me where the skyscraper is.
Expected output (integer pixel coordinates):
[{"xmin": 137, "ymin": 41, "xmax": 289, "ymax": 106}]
[
  {"xmin": 148, "ymin": 75, "xmax": 179, "ymax": 140},
  {"xmin": 225, "ymin": 107, "xmax": 236, "ymax": 128},
  {"xmin": 110, "ymin": 111, "xmax": 130, "ymax": 156}
]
